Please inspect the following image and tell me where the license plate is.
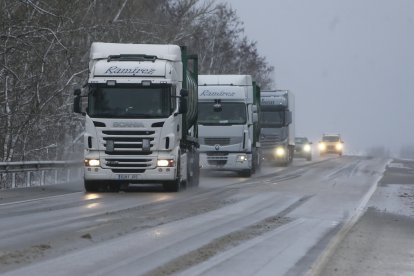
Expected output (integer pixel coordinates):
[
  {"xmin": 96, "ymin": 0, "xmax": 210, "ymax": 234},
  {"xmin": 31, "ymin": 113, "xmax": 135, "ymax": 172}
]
[{"xmin": 117, "ymin": 174, "xmax": 140, "ymax": 180}]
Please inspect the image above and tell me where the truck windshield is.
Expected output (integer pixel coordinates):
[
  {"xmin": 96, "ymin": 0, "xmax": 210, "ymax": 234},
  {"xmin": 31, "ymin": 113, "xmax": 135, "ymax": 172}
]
[
  {"xmin": 198, "ymin": 102, "xmax": 246, "ymax": 125},
  {"xmin": 261, "ymin": 111, "xmax": 285, "ymax": 127},
  {"xmin": 88, "ymin": 86, "xmax": 173, "ymax": 118},
  {"xmin": 322, "ymin": 136, "xmax": 340, "ymax": 142}
]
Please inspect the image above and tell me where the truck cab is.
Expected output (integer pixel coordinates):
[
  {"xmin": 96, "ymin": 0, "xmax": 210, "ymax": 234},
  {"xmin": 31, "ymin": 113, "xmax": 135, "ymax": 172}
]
[
  {"xmin": 74, "ymin": 43, "xmax": 199, "ymax": 192},
  {"xmin": 318, "ymin": 134, "xmax": 344, "ymax": 156},
  {"xmin": 197, "ymin": 75, "xmax": 261, "ymax": 177},
  {"xmin": 260, "ymin": 90, "xmax": 295, "ymax": 166}
]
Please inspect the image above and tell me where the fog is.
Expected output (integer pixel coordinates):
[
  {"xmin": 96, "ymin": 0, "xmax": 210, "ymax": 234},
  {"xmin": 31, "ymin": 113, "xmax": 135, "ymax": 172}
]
[{"xmin": 222, "ymin": 0, "xmax": 414, "ymax": 156}]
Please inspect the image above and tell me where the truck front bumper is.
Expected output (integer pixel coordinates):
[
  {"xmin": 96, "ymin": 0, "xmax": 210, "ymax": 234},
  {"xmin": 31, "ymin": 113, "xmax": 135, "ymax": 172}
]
[
  {"xmin": 84, "ymin": 166, "xmax": 176, "ymax": 182},
  {"xmin": 262, "ymin": 147, "xmax": 289, "ymax": 162},
  {"xmin": 199, "ymin": 152, "xmax": 252, "ymax": 171}
]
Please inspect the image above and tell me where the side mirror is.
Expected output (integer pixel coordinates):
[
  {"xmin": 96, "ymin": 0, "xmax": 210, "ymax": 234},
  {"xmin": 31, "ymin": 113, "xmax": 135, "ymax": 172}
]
[
  {"xmin": 180, "ymin": 89, "xmax": 189, "ymax": 97},
  {"xmin": 73, "ymin": 88, "xmax": 82, "ymax": 114},
  {"xmin": 252, "ymin": 113, "xmax": 258, "ymax": 123}
]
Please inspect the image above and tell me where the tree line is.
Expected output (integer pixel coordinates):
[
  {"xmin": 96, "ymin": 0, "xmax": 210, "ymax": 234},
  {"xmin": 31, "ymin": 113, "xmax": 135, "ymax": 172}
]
[{"xmin": 0, "ymin": 0, "xmax": 274, "ymax": 162}]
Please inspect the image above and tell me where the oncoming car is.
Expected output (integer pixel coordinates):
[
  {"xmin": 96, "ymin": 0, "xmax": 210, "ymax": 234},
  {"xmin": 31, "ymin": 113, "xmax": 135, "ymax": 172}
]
[
  {"xmin": 318, "ymin": 134, "xmax": 344, "ymax": 156},
  {"xmin": 294, "ymin": 137, "xmax": 312, "ymax": 161}
]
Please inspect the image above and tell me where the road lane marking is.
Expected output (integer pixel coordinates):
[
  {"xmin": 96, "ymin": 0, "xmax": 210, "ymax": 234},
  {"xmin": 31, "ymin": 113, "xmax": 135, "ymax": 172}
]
[
  {"xmin": 307, "ymin": 158, "xmax": 392, "ymax": 276},
  {"xmin": 0, "ymin": 192, "xmax": 84, "ymax": 207}
]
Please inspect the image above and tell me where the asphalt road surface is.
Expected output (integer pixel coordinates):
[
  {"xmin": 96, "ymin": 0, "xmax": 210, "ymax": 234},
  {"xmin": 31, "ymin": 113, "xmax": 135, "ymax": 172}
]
[{"xmin": 1, "ymin": 156, "xmax": 412, "ymax": 275}]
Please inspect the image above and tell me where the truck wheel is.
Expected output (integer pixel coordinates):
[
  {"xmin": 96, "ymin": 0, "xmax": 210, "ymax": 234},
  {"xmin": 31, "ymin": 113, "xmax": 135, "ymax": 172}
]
[
  {"xmin": 163, "ymin": 158, "xmax": 182, "ymax": 192},
  {"xmin": 306, "ymin": 155, "xmax": 312, "ymax": 161},
  {"xmin": 255, "ymin": 153, "xmax": 261, "ymax": 172},
  {"xmin": 191, "ymin": 151, "xmax": 200, "ymax": 187},
  {"xmin": 84, "ymin": 180, "xmax": 99, "ymax": 192}
]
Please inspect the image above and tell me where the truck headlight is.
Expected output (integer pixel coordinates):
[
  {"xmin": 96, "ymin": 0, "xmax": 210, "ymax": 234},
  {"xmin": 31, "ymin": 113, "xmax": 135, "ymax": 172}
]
[
  {"xmin": 318, "ymin": 143, "xmax": 326, "ymax": 151},
  {"xmin": 303, "ymin": 144, "xmax": 311, "ymax": 152},
  {"xmin": 85, "ymin": 159, "xmax": 100, "ymax": 167},
  {"xmin": 335, "ymin": 143, "xmax": 343, "ymax": 150},
  {"xmin": 157, "ymin": 159, "xmax": 175, "ymax": 167},
  {"xmin": 275, "ymin": 147, "xmax": 285, "ymax": 157},
  {"xmin": 236, "ymin": 154, "xmax": 247, "ymax": 162}
]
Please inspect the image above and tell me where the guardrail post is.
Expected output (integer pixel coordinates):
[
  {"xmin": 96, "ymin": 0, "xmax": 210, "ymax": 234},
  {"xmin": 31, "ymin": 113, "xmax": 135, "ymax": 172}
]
[
  {"xmin": 26, "ymin": 171, "xmax": 31, "ymax": 187},
  {"xmin": 12, "ymin": 173, "xmax": 16, "ymax": 188},
  {"xmin": 41, "ymin": 171, "xmax": 45, "ymax": 186},
  {"xmin": 66, "ymin": 168, "xmax": 70, "ymax": 183},
  {"xmin": 55, "ymin": 169, "xmax": 58, "ymax": 184}
]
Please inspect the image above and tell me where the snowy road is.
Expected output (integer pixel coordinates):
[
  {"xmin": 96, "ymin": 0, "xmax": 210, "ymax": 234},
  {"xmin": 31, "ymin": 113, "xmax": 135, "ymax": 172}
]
[{"xmin": 0, "ymin": 156, "xmax": 389, "ymax": 275}]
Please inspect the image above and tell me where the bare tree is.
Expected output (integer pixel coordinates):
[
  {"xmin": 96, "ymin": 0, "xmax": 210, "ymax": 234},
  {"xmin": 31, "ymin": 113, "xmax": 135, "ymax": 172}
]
[{"xmin": 0, "ymin": 0, "xmax": 274, "ymax": 166}]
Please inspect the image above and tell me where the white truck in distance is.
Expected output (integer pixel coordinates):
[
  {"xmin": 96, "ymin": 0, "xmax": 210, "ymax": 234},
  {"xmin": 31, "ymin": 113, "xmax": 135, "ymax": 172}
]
[
  {"xmin": 197, "ymin": 75, "xmax": 261, "ymax": 177},
  {"xmin": 260, "ymin": 90, "xmax": 295, "ymax": 166},
  {"xmin": 74, "ymin": 42, "xmax": 199, "ymax": 192}
]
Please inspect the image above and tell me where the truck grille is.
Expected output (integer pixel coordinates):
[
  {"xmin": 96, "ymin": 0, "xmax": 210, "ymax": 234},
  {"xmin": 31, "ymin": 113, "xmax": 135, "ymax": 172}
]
[
  {"xmin": 260, "ymin": 135, "xmax": 281, "ymax": 148},
  {"xmin": 206, "ymin": 152, "xmax": 228, "ymax": 166},
  {"xmin": 327, "ymin": 145, "xmax": 335, "ymax": 151},
  {"xmin": 101, "ymin": 130, "xmax": 155, "ymax": 153},
  {"xmin": 202, "ymin": 137, "xmax": 242, "ymax": 146},
  {"xmin": 98, "ymin": 128, "xmax": 158, "ymax": 172}
]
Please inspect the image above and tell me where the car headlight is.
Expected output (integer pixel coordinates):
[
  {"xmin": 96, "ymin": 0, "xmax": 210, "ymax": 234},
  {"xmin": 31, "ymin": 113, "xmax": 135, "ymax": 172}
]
[
  {"xmin": 318, "ymin": 143, "xmax": 326, "ymax": 151},
  {"xmin": 236, "ymin": 154, "xmax": 247, "ymax": 162},
  {"xmin": 157, "ymin": 159, "xmax": 175, "ymax": 167},
  {"xmin": 303, "ymin": 144, "xmax": 311, "ymax": 152},
  {"xmin": 275, "ymin": 147, "xmax": 286, "ymax": 157},
  {"xmin": 336, "ymin": 143, "xmax": 343, "ymax": 150},
  {"xmin": 85, "ymin": 159, "xmax": 100, "ymax": 167}
]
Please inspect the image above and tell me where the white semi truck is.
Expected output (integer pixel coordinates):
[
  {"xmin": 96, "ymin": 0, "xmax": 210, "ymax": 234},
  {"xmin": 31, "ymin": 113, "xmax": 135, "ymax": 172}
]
[
  {"xmin": 74, "ymin": 42, "xmax": 200, "ymax": 192},
  {"xmin": 197, "ymin": 75, "xmax": 261, "ymax": 177},
  {"xmin": 260, "ymin": 90, "xmax": 295, "ymax": 166}
]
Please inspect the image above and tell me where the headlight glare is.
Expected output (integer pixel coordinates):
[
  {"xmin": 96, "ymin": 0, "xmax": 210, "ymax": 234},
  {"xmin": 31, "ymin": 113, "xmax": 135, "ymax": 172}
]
[
  {"xmin": 303, "ymin": 144, "xmax": 311, "ymax": 152},
  {"xmin": 236, "ymin": 154, "xmax": 247, "ymax": 162},
  {"xmin": 318, "ymin": 143, "xmax": 326, "ymax": 151},
  {"xmin": 157, "ymin": 159, "xmax": 174, "ymax": 167},
  {"xmin": 86, "ymin": 159, "xmax": 100, "ymax": 167},
  {"xmin": 275, "ymin": 147, "xmax": 285, "ymax": 157},
  {"xmin": 336, "ymin": 143, "xmax": 343, "ymax": 150}
]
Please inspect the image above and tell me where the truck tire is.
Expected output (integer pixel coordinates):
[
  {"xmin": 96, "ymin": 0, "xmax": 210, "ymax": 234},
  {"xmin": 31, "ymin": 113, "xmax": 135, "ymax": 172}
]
[
  {"xmin": 306, "ymin": 155, "xmax": 312, "ymax": 161},
  {"xmin": 84, "ymin": 180, "xmax": 99, "ymax": 192},
  {"xmin": 163, "ymin": 157, "xmax": 182, "ymax": 192},
  {"xmin": 257, "ymin": 150, "xmax": 262, "ymax": 172},
  {"xmin": 191, "ymin": 151, "xmax": 200, "ymax": 187}
]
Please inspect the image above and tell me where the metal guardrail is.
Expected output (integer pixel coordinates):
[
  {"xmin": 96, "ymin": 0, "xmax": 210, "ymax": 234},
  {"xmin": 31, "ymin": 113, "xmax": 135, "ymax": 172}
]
[{"xmin": 0, "ymin": 160, "xmax": 83, "ymax": 189}]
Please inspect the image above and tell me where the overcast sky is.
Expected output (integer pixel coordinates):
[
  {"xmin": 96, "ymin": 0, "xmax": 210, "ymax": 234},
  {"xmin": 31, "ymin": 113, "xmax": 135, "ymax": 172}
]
[{"xmin": 221, "ymin": 0, "xmax": 414, "ymax": 155}]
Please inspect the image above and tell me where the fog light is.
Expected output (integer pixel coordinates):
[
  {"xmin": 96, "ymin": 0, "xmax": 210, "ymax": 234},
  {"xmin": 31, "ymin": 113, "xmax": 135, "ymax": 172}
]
[
  {"xmin": 85, "ymin": 159, "xmax": 100, "ymax": 167},
  {"xmin": 157, "ymin": 159, "xmax": 174, "ymax": 167},
  {"xmin": 236, "ymin": 155, "xmax": 247, "ymax": 162}
]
